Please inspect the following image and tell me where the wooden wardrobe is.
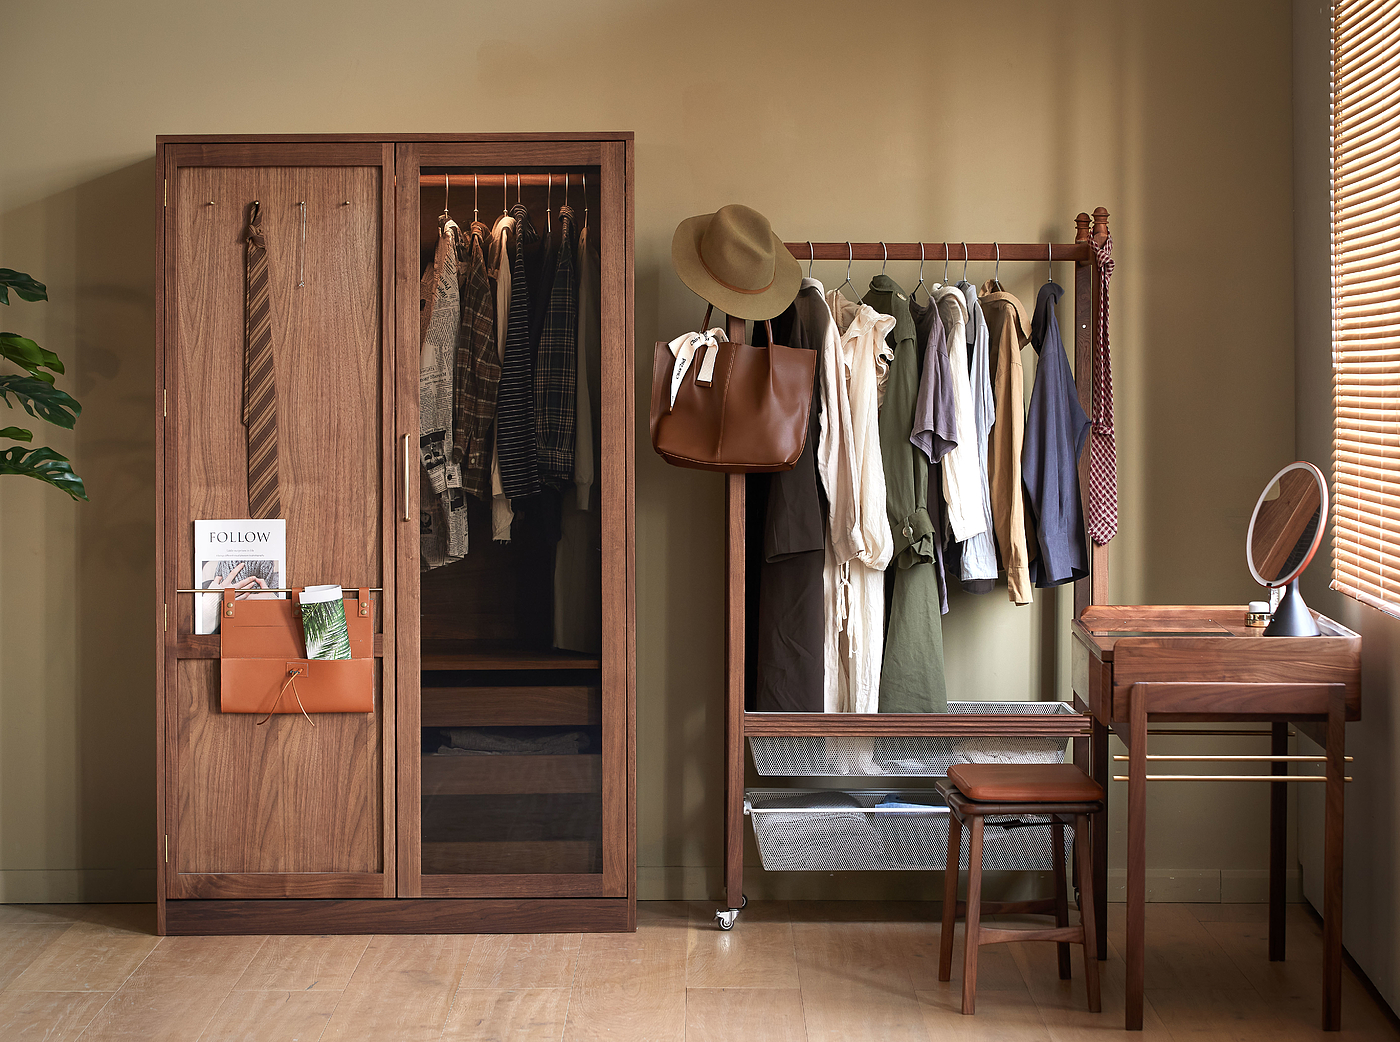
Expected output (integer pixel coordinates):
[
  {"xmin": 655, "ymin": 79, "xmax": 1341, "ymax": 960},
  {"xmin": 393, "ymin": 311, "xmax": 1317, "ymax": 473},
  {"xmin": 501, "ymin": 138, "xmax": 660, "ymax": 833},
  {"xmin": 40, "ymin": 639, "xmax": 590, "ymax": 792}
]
[{"xmin": 153, "ymin": 133, "xmax": 635, "ymax": 935}]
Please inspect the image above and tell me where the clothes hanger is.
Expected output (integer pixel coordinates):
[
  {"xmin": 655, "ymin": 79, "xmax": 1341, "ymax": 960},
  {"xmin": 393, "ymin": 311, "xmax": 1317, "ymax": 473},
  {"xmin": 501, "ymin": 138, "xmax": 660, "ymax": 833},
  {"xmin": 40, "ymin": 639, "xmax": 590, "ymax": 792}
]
[
  {"xmin": 943, "ymin": 243, "xmax": 951, "ymax": 288},
  {"xmin": 880, "ymin": 241, "xmax": 887, "ymax": 276},
  {"xmin": 583, "ymin": 172, "xmax": 588, "ymax": 229},
  {"xmin": 807, "ymin": 241, "xmax": 815, "ymax": 278},
  {"xmin": 441, "ymin": 174, "xmax": 450, "ymax": 219},
  {"xmin": 503, "ymin": 173, "xmax": 508, "ymax": 217},
  {"xmin": 473, "ymin": 174, "xmax": 479, "ymax": 224},
  {"xmin": 546, "ymin": 173, "xmax": 552, "ymax": 239},
  {"xmin": 993, "ymin": 242, "xmax": 1001, "ymax": 286},
  {"xmin": 962, "ymin": 242, "xmax": 969, "ymax": 284},
  {"xmin": 913, "ymin": 242, "xmax": 925, "ymax": 302},
  {"xmin": 837, "ymin": 241, "xmax": 855, "ymax": 300},
  {"xmin": 1047, "ymin": 241, "xmax": 1054, "ymax": 283}
]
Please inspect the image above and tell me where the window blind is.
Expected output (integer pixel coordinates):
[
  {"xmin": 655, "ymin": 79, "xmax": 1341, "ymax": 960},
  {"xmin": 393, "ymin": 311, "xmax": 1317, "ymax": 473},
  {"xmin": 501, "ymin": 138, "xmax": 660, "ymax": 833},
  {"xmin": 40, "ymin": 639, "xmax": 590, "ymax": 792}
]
[{"xmin": 1332, "ymin": 0, "xmax": 1400, "ymax": 615}]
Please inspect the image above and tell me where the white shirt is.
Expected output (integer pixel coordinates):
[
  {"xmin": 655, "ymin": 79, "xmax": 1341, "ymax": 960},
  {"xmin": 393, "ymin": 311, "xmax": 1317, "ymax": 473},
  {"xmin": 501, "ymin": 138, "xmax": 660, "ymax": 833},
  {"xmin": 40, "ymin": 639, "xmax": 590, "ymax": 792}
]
[
  {"xmin": 932, "ymin": 285, "xmax": 986, "ymax": 543},
  {"xmin": 826, "ymin": 291, "xmax": 895, "ymax": 715}
]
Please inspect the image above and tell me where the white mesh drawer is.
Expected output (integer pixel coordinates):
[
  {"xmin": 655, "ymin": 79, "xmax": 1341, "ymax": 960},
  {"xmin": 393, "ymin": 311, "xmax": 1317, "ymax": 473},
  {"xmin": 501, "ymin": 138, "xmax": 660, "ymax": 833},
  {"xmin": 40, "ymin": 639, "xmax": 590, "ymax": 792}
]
[
  {"xmin": 747, "ymin": 702, "xmax": 1076, "ymax": 777},
  {"xmin": 745, "ymin": 788, "xmax": 1071, "ymax": 873}
]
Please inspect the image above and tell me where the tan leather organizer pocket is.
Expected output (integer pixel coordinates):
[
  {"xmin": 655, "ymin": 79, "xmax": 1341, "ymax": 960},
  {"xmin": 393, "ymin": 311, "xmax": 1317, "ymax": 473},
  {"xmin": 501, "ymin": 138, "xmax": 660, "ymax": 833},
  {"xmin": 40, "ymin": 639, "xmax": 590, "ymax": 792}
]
[{"xmin": 219, "ymin": 587, "xmax": 374, "ymax": 715}]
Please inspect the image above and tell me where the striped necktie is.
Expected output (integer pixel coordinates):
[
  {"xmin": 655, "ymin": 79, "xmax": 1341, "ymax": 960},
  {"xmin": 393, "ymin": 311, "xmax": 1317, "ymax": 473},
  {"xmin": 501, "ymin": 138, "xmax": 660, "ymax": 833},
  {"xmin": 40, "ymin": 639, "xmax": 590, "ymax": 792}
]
[
  {"xmin": 1086, "ymin": 233, "xmax": 1116, "ymax": 545},
  {"xmin": 243, "ymin": 201, "xmax": 281, "ymax": 519}
]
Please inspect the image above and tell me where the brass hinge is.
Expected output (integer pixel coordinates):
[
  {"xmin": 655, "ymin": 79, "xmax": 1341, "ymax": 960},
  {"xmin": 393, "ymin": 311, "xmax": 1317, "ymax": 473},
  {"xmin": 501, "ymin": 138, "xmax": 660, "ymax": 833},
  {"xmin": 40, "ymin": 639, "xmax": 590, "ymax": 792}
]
[
  {"xmin": 163, "ymin": 603, "xmax": 168, "ymax": 632},
  {"xmin": 162, "ymin": 388, "xmax": 167, "ymax": 418},
  {"xmin": 163, "ymin": 179, "xmax": 167, "ymax": 208},
  {"xmin": 164, "ymin": 835, "xmax": 169, "ymax": 863}
]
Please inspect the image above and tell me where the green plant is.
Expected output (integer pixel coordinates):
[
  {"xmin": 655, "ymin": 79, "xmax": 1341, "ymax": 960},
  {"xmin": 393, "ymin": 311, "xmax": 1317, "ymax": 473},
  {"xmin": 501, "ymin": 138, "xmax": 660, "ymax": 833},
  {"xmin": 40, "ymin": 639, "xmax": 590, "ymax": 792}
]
[{"xmin": 0, "ymin": 268, "xmax": 85, "ymax": 500}]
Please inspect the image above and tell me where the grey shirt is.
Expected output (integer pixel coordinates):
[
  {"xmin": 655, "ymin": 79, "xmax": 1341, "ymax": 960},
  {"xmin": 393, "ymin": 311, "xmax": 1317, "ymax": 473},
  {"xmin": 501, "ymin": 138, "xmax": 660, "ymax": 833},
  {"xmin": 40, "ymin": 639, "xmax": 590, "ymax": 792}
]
[
  {"xmin": 1024, "ymin": 281, "xmax": 1091, "ymax": 587},
  {"xmin": 909, "ymin": 295, "xmax": 955, "ymax": 614}
]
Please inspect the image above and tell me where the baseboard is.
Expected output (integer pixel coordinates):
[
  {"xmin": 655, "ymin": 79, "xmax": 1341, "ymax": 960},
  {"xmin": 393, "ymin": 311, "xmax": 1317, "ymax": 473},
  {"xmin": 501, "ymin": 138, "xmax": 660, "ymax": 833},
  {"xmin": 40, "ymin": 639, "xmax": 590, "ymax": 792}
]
[
  {"xmin": 1104, "ymin": 868, "xmax": 1303, "ymax": 903},
  {"xmin": 0, "ymin": 869, "xmax": 156, "ymax": 903},
  {"xmin": 641, "ymin": 866, "xmax": 1305, "ymax": 904}
]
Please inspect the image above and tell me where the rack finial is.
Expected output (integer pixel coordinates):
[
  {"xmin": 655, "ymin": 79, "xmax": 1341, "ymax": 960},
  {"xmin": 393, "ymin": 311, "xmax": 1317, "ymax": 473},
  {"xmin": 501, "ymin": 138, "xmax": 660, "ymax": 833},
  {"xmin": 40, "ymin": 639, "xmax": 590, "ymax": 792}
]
[
  {"xmin": 1075, "ymin": 213, "xmax": 1092, "ymax": 243},
  {"xmin": 1092, "ymin": 206, "xmax": 1110, "ymax": 244}
]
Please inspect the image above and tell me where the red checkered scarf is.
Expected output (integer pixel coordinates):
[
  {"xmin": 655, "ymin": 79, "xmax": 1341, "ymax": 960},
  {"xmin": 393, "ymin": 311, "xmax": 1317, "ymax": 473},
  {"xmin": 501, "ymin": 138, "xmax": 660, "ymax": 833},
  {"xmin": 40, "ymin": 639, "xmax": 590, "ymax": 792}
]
[{"xmin": 1086, "ymin": 233, "xmax": 1117, "ymax": 545}]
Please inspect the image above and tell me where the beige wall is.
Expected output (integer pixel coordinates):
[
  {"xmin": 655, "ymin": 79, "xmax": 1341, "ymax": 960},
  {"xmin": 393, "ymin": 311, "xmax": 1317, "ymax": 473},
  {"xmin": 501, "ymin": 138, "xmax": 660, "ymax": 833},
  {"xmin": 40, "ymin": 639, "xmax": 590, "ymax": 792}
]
[
  {"xmin": 0, "ymin": 0, "xmax": 1297, "ymax": 903},
  {"xmin": 1293, "ymin": 0, "xmax": 1400, "ymax": 1011}
]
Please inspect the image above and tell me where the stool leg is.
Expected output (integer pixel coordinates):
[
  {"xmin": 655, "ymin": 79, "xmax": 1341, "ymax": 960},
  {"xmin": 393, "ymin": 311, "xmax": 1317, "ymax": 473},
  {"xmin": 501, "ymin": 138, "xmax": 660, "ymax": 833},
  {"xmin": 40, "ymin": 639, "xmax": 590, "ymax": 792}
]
[
  {"xmin": 1052, "ymin": 816, "xmax": 1071, "ymax": 980},
  {"xmin": 1075, "ymin": 813, "xmax": 1102, "ymax": 1013},
  {"xmin": 939, "ymin": 812, "xmax": 962, "ymax": 982},
  {"xmin": 962, "ymin": 818, "xmax": 984, "ymax": 1015}
]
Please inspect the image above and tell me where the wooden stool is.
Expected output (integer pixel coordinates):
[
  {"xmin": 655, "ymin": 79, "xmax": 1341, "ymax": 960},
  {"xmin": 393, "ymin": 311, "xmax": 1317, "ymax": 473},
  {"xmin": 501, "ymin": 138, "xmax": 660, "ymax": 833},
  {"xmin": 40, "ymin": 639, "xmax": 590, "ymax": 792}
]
[{"xmin": 936, "ymin": 763, "xmax": 1104, "ymax": 1015}]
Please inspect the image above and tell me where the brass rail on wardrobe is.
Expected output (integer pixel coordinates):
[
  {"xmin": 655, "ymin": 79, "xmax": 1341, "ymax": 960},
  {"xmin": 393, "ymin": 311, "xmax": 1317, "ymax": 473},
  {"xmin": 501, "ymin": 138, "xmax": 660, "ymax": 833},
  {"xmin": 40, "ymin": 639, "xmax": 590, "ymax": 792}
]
[
  {"xmin": 419, "ymin": 174, "xmax": 584, "ymax": 187},
  {"xmin": 782, "ymin": 241, "xmax": 1093, "ymax": 263}
]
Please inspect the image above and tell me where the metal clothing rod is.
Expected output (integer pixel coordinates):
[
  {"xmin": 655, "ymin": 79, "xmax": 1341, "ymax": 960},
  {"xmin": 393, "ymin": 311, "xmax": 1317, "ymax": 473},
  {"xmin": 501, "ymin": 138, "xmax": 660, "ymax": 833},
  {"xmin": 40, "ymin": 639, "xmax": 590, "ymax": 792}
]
[
  {"xmin": 1114, "ymin": 754, "xmax": 1354, "ymax": 763},
  {"xmin": 1112, "ymin": 775, "xmax": 1353, "ymax": 783},
  {"xmin": 176, "ymin": 588, "xmax": 383, "ymax": 594},
  {"xmin": 783, "ymin": 241, "xmax": 1093, "ymax": 263},
  {"xmin": 419, "ymin": 174, "xmax": 582, "ymax": 187}
]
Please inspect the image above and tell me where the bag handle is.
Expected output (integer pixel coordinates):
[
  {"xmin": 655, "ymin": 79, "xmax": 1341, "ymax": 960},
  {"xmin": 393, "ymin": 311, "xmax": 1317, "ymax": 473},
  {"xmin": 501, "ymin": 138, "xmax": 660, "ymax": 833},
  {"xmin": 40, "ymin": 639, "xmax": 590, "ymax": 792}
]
[{"xmin": 698, "ymin": 303, "xmax": 775, "ymax": 346}]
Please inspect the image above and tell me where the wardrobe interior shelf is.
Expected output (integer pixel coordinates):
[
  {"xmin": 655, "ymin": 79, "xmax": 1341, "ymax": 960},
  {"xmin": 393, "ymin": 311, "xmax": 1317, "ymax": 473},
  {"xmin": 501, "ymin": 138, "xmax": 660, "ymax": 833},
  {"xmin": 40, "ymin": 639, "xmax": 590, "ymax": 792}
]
[
  {"xmin": 422, "ymin": 841, "xmax": 598, "ymax": 876},
  {"xmin": 422, "ymin": 754, "xmax": 603, "ymax": 795},
  {"xmin": 175, "ymin": 633, "xmax": 386, "ymax": 659},
  {"xmin": 420, "ymin": 640, "xmax": 601, "ymax": 671},
  {"xmin": 422, "ymin": 686, "xmax": 601, "ymax": 727}
]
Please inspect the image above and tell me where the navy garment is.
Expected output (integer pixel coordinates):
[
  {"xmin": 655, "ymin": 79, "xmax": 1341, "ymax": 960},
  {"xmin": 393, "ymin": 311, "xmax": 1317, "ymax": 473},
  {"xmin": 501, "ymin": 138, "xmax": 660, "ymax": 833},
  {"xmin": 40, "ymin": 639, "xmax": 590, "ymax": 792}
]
[{"xmin": 1023, "ymin": 282, "xmax": 1091, "ymax": 587}]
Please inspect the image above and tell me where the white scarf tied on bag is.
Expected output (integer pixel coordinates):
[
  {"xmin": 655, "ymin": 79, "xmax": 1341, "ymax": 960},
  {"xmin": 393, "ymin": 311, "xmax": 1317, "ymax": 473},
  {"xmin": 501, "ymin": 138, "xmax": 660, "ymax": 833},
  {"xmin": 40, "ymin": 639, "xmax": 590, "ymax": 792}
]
[{"xmin": 664, "ymin": 327, "xmax": 729, "ymax": 410}]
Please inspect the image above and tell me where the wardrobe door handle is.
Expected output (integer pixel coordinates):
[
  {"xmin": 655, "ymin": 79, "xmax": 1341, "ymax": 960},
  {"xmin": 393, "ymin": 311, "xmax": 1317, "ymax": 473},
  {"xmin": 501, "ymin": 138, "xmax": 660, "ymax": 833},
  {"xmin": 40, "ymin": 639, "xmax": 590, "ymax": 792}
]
[{"xmin": 403, "ymin": 434, "xmax": 411, "ymax": 522}]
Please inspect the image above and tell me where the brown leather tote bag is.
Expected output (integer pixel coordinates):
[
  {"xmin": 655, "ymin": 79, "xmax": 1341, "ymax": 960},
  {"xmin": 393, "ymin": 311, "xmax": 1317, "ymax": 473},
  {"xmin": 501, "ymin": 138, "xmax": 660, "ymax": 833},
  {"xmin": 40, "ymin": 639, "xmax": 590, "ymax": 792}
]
[{"xmin": 649, "ymin": 308, "xmax": 817, "ymax": 473}]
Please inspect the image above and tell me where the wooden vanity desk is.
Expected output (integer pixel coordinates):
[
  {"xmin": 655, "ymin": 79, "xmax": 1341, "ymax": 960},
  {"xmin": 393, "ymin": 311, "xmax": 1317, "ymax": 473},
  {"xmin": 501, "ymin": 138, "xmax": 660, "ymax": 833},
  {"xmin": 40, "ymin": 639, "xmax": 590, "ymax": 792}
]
[{"xmin": 1071, "ymin": 604, "xmax": 1360, "ymax": 1031}]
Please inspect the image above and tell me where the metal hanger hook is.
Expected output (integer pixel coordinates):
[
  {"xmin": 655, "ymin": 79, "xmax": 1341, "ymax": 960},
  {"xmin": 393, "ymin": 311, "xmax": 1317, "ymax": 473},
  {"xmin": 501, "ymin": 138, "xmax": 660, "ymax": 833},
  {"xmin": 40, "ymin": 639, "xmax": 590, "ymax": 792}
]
[
  {"xmin": 918, "ymin": 242, "xmax": 925, "ymax": 285},
  {"xmin": 546, "ymin": 173, "xmax": 552, "ymax": 237},
  {"xmin": 846, "ymin": 242, "xmax": 853, "ymax": 282},
  {"xmin": 473, "ymin": 174, "xmax": 479, "ymax": 221},
  {"xmin": 962, "ymin": 242, "xmax": 969, "ymax": 281},
  {"xmin": 503, "ymin": 173, "xmax": 508, "ymax": 215},
  {"xmin": 994, "ymin": 242, "xmax": 1001, "ymax": 283},
  {"xmin": 442, "ymin": 174, "xmax": 450, "ymax": 218},
  {"xmin": 516, "ymin": 173, "xmax": 521, "ymax": 207},
  {"xmin": 880, "ymin": 241, "xmax": 888, "ymax": 274},
  {"xmin": 807, "ymin": 241, "xmax": 815, "ymax": 278},
  {"xmin": 1047, "ymin": 241, "xmax": 1053, "ymax": 281},
  {"xmin": 943, "ymin": 243, "xmax": 950, "ymax": 284}
]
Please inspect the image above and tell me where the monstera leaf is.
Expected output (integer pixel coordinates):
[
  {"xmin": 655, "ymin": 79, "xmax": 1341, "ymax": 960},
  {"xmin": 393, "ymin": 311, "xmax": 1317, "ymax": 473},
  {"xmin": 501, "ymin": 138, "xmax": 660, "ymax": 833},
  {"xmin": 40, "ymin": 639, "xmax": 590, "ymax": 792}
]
[
  {"xmin": 0, "ymin": 333, "xmax": 63, "ymax": 383},
  {"xmin": 0, "ymin": 375, "xmax": 81, "ymax": 429},
  {"xmin": 0, "ymin": 269, "xmax": 46, "ymax": 305},
  {"xmin": 0, "ymin": 445, "xmax": 87, "ymax": 501}
]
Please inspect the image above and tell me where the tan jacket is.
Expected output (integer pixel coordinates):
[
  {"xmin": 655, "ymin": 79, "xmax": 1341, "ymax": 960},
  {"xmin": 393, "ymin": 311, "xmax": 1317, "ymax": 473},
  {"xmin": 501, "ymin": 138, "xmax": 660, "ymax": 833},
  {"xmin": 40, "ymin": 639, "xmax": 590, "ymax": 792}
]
[{"xmin": 979, "ymin": 281, "xmax": 1033, "ymax": 605}]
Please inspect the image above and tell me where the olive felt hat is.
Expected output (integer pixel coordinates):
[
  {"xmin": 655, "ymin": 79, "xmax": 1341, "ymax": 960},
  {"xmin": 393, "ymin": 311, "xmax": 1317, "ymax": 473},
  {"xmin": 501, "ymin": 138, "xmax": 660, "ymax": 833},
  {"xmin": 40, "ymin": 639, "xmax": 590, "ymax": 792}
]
[{"xmin": 671, "ymin": 204, "xmax": 802, "ymax": 321}]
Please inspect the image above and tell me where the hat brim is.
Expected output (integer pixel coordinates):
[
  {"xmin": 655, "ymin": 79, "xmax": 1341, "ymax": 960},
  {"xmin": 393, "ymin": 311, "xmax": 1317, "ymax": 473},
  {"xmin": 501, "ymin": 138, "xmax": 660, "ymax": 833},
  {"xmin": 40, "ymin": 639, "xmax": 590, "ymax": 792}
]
[{"xmin": 671, "ymin": 212, "xmax": 803, "ymax": 321}]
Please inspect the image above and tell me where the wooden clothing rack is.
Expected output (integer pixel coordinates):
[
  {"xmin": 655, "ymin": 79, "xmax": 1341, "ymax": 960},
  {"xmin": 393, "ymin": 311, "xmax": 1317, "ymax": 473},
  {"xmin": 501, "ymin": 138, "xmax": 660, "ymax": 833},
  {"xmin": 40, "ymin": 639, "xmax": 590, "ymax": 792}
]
[{"xmin": 716, "ymin": 208, "xmax": 1113, "ymax": 940}]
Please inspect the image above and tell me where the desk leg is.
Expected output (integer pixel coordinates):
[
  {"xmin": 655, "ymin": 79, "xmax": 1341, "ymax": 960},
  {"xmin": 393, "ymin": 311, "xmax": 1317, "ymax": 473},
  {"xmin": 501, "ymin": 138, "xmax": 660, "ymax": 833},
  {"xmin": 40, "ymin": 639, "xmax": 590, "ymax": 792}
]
[
  {"xmin": 1323, "ymin": 695, "xmax": 1345, "ymax": 1031},
  {"xmin": 1126, "ymin": 691, "xmax": 1147, "ymax": 1030},
  {"xmin": 1092, "ymin": 715, "xmax": 1109, "ymax": 960},
  {"xmin": 1270, "ymin": 721, "xmax": 1287, "ymax": 962}
]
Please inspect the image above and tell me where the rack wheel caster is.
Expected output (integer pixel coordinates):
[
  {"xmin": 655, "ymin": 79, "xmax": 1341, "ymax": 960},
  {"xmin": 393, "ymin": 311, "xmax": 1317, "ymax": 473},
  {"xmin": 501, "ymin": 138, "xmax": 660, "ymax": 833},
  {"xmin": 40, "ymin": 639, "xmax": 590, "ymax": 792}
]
[
  {"xmin": 739, "ymin": 894, "xmax": 748, "ymax": 909},
  {"xmin": 715, "ymin": 908, "xmax": 739, "ymax": 931}
]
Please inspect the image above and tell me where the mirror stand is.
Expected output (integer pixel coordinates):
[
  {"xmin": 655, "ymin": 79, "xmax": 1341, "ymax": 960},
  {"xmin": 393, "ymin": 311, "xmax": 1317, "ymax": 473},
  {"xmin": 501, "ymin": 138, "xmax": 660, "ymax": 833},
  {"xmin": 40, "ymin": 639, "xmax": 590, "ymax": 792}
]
[{"xmin": 1263, "ymin": 578, "xmax": 1321, "ymax": 637}]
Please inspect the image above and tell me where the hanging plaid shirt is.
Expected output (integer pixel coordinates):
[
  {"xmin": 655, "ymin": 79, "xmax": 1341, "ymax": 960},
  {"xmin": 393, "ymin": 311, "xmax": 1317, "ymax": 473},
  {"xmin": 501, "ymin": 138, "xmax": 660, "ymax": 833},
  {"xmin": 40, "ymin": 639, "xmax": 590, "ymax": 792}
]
[
  {"xmin": 454, "ymin": 221, "xmax": 500, "ymax": 499},
  {"xmin": 497, "ymin": 203, "xmax": 542, "ymax": 498},
  {"xmin": 535, "ymin": 205, "xmax": 579, "ymax": 487}
]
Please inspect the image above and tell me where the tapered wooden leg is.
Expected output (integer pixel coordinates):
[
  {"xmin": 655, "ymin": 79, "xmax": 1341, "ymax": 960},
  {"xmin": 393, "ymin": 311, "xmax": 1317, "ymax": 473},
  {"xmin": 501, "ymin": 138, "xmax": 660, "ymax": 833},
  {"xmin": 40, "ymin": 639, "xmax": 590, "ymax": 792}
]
[
  {"xmin": 1323, "ymin": 693, "xmax": 1345, "ymax": 1031},
  {"xmin": 1092, "ymin": 714, "xmax": 1110, "ymax": 959},
  {"xmin": 1125, "ymin": 690, "xmax": 1148, "ymax": 1030},
  {"xmin": 1052, "ymin": 817, "xmax": 1072, "ymax": 980},
  {"xmin": 1270, "ymin": 721, "xmax": 1288, "ymax": 962},
  {"xmin": 962, "ymin": 818, "xmax": 984, "ymax": 1015},
  {"xmin": 940, "ymin": 810, "xmax": 962, "ymax": 982},
  {"xmin": 1075, "ymin": 813, "xmax": 1102, "ymax": 1013}
]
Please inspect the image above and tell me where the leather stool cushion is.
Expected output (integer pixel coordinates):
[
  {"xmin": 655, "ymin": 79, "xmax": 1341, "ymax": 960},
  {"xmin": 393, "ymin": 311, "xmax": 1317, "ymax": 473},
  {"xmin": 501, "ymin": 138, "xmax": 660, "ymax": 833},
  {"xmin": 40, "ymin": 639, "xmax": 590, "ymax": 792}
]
[{"xmin": 947, "ymin": 763, "xmax": 1104, "ymax": 803}]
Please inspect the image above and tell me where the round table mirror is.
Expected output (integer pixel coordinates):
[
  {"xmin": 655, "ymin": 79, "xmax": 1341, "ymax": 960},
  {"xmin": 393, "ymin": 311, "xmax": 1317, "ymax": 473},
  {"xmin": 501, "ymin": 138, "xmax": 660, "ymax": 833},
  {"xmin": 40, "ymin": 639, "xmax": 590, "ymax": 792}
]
[{"xmin": 1246, "ymin": 461, "xmax": 1327, "ymax": 636}]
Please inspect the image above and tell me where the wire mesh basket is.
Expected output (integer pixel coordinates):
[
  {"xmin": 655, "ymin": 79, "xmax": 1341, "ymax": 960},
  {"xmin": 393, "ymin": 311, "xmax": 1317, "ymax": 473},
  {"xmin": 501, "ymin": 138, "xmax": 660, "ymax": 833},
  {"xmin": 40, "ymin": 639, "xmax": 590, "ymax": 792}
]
[
  {"xmin": 745, "ymin": 788, "xmax": 1071, "ymax": 873},
  {"xmin": 747, "ymin": 701, "xmax": 1077, "ymax": 777}
]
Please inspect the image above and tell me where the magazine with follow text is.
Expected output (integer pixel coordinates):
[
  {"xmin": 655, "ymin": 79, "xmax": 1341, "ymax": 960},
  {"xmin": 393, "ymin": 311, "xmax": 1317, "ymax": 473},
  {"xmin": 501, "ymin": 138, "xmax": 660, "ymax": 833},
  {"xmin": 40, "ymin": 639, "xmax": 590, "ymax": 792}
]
[{"xmin": 194, "ymin": 519, "xmax": 287, "ymax": 635}]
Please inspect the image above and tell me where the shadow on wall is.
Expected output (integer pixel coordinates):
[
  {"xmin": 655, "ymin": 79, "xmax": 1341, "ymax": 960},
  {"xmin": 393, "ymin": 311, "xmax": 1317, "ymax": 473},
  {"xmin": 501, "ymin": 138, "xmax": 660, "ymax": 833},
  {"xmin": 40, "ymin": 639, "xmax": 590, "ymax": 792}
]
[{"xmin": 0, "ymin": 159, "xmax": 157, "ymax": 899}]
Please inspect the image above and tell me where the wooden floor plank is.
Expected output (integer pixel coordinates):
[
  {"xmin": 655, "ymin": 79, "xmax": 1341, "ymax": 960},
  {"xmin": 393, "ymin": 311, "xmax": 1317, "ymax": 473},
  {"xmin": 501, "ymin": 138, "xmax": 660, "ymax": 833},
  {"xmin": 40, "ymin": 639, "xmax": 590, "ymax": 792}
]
[
  {"xmin": 7, "ymin": 920, "xmax": 160, "ymax": 992},
  {"xmin": 458, "ymin": 933, "xmax": 581, "ymax": 989},
  {"xmin": 687, "ymin": 918, "xmax": 799, "ymax": 989},
  {"xmin": 793, "ymin": 922, "xmax": 930, "ymax": 1042},
  {"xmin": 0, "ymin": 989, "xmax": 113, "ymax": 1042},
  {"xmin": 442, "ymin": 988, "xmax": 571, "ymax": 1042},
  {"xmin": 196, "ymin": 990, "xmax": 340, "ymax": 1042},
  {"xmin": 232, "ymin": 934, "xmax": 371, "ymax": 992},
  {"xmin": 686, "ymin": 987, "xmax": 809, "ymax": 1042},
  {"xmin": 0, "ymin": 924, "xmax": 71, "ymax": 990},
  {"xmin": 319, "ymin": 935, "xmax": 474, "ymax": 1042}
]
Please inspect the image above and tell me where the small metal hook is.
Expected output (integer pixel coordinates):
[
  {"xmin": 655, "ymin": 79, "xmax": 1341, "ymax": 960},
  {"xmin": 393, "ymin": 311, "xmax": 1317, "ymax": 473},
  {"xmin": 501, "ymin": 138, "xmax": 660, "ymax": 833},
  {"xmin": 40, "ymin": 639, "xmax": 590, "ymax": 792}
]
[
  {"xmin": 962, "ymin": 242, "xmax": 969, "ymax": 281},
  {"xmin": 914, "ymin": 242, "xmax": 925, "ymax": 300},
  {"xmin": 807, "ymin": 241, "xmax": 815, "ymax": 278},
  {"xmin": 442, "ymin": 174, "xmax": 450, "ymax": 218},
  {"xmin": 516, "ymin": 173, "xmax": 521, "ymax": 208},
  {"xmin": 1047, "ymin": 241, "xmax": 1053, "ymax": 282},
  {"xmin": 546, "ymin": 173, "xmax": 552, "ymax": 238},
  {"xmin": 880, "ymin": 241, "xmax": 888, "ymax": 275},
  {"xmin": 943, "ymin": 243, "xmax": 950, "ymax": 284},
  {"xmin": 503, "ymin": 173, "xmax": 508, "ymax": 215},
  {"xmin": 564, "ymin": 172, "xmax": 570, "ymax": 211},
  {"xmin": 583, "ymin": 171, "xmax": 588, "ymax": 229},
  {"xmin": 994, "ymin": 242, "xmax": 1001, "ymax": 283},
  {"xmin": 473, "ymin": 174, "xmax": 479, "ymax": 222}
]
